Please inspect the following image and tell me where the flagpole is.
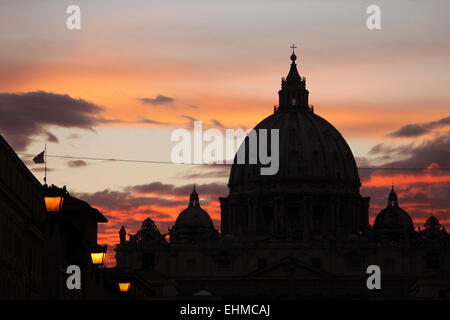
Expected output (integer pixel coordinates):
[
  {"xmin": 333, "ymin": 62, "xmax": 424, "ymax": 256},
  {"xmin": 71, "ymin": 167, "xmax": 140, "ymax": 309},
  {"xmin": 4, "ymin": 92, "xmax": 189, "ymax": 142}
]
[{"xmin": 44, "ymin": 144, "xmax": 47, "ymax": 185}]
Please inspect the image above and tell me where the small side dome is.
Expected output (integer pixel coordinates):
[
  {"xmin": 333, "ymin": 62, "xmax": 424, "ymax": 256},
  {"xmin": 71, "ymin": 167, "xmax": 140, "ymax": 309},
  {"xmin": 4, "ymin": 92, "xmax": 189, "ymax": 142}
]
[
  {"xmin": 373, "ymin": 186, "xmax": 414, "ymax": 241},
  {"xmin": 169, "ymin": 186, "xmax": 218, "ymax": 243}
]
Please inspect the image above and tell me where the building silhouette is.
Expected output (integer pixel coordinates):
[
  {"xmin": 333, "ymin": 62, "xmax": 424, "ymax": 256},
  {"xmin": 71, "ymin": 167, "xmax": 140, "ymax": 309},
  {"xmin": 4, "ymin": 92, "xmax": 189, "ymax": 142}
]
[
  {"xmin": 116, "ymin": 50, "xmax": 450, "ymax": 299},
  {"xmin": 0, "ymin": 49, "xmax": 449, "ymax": 300},
  {"xmin": 0, "ymin": 135, "xmax": 45, "ymax": 299},
  {"xmin": 43, "ymin": 194, "xmax": 108, "ymax": 299},
  {"xmin": 0, "ymin": 135, "xmax": 144, "ymax": 299}
]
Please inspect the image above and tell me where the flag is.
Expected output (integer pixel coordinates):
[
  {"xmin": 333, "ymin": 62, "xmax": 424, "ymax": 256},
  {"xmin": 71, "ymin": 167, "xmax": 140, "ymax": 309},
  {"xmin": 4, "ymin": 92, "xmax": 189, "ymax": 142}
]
[{"xmin": 33, "ymin": 151, "xmax": 45, "ymax": 164}]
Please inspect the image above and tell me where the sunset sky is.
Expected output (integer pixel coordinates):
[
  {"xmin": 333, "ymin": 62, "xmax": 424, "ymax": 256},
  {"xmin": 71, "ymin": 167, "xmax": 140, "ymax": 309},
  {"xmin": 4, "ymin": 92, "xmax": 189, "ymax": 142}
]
[{"xmin": 1, "ymin": 0, "xmax": 449, "ymax": 265}]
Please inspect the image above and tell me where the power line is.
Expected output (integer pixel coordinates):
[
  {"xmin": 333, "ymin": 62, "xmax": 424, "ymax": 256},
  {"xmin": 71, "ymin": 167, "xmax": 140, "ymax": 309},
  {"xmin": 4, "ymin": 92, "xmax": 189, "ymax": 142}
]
[
  {"xmin": 19, "ymin": 153, "xmax": 226, "ymax": 166},
  {"xmin": 17, "ymin": 152, "xmax": 450, "ymax": 171}
]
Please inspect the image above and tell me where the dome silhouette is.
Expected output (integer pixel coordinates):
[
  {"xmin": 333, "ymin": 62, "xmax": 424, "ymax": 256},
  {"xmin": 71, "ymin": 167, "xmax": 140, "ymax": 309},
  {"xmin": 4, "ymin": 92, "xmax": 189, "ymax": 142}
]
[
  {"xmin": 373, "ymin": 186, "xmax": 414, "ymax": 240},
  {"xmin": 170, "ymin": 186, "xmax": 218, "ymax": 243},
  {"xmin": 221, "ymin": 50, "xmax": 369, "ymax": 238},
  {"xmin": 229, "ymin": 109, "xmax": 360, "ymax": 196}
]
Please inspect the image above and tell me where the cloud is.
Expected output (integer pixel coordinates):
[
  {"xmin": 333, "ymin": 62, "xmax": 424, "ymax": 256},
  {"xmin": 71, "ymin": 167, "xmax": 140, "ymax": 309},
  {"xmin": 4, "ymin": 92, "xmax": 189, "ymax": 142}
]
[
  {"xmin": 72, "ymin": 181, "xmax": 227, "ymax": 222},
  {"xmin": 130, "ymin": 181, "xmax": 228, "ymax": 198},
  {"xmin": 179, "ymin": 166, "xmax": 229, "ymax": 180},
  {"xmin": 67, "ymin": 160, "xmax": 88, "ymax": 167},
  {"xmin": 73, "ymin": 181, "xmax": 227, "ymax": 255},
  {"xmin": 74, "ymin": 188, "xmax": 186, "ymax": 211},
  {"xmin": 67, "ymin": 133, "xmax": 80, "ymax": 139},
  {"xmin": 139, "ymin": 94, "xmax": 175, "ymax": 106},
  {"xmin": 387, "ymin": 115, "xmax": 450, "ymax": 138},
  {"xmin": 361, "ymin": 173, "xmax": 450, "ymax": 228},
  {"xmin": 360, "ymin": 121, "xmax": 450, "ymax": 228},
  {"xmin": 138, "ymin": 118, "xmax": 171, "ymax": 125},
  {"xmin": 96, "ymin": 118, "xmax": 126, "ymax": 124},
  {"xmin": 45, "ymin": 131, "xmax": 59, "ymax": 143},
  {"xmin": 0, "ymin": 91, "xmax": 104, "ymax": 151},
  {"xmin": 369, "ymin": 134, "xmax": 450, "ymax": 169},
  {"xmin": 210, "ymin": 119, "xmax": 225, "ymax": 128},
  {"xmin": 179, "ymin": 114, "xmax": 198, "ymax": 122}
]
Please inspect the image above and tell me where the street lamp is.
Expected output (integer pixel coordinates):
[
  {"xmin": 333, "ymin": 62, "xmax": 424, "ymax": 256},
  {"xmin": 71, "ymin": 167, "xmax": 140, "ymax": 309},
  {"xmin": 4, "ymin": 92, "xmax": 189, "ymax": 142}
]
[
  {"xmin": 43, "ymin": 184, "xmax": 67, "ymax": 212},
  {"xmin": 118, "ymin": 282, "xmax": 131, "ymax": 292},
  {"xmin": 90, "ymin": 244, "xmax": 107, "ymax": 266}
]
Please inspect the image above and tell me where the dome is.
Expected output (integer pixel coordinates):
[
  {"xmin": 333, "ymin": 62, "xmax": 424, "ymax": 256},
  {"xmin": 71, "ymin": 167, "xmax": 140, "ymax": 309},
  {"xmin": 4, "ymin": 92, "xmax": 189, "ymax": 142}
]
[
  {"xmin": 229, "ymin": 105, "xmax": 360, "ymax": 196},
  {"xmin": 228, "ymin": 49, "xmax": 360, "ymax": 197},
  {"xmin": 174, "ymin": 187, "xmax": 214, "ymax": 229},
  {"xmin": 170, "ymin": 186, "xmax": 218, "ymax": 243},
  {"xmin": 220, "ymin": 49, "xmax": 369, "ymax": 238},
  {"xmin": 373, "ymin": 187, "xmax": 414, "ymax": 240}
]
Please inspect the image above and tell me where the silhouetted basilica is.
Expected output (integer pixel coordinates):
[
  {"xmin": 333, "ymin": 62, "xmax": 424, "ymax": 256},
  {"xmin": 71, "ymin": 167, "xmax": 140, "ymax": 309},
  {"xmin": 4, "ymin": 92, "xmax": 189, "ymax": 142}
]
[{"xmin": 116, "ymin": 50, "xmax": 450, "ymax": 299}]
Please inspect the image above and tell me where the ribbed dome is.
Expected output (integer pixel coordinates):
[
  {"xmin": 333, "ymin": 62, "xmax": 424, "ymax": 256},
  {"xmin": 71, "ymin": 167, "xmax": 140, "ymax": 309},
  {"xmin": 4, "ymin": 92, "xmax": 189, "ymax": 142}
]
[
  {"xmin": 174, "ymin": 187, "xmax": 214, "ymax": 229},
  {"xmin": 229, "ymin": 108, "xmax": 361, "ymax": 196},
  {"xmin": 175, "ymin": 206, "xmax": 214, "ymax": 229},
  {"xmin": 374, "ymin": 206, "xmax": 413, "ymax": 230},
  {"xmin": 170, "ymin": 187, "xmax": 218, "ymax": 243},
  {"xmin": 373, "ymin": 187, "xmax": 414, "ymax": 237},
  {"xmin": 220, "ymin": 50, "xmax": 369, "ymax": 238}
]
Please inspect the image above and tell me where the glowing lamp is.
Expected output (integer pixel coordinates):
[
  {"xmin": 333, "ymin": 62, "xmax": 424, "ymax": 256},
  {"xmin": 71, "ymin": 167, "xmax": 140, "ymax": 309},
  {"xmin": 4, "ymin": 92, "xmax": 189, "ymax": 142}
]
[
  {"xmin": 44, "ymin": 196, "xmax": 64, "ymax": 212},
  {"xmin": 90, "ymin": 244, "xmax": 107, "ymax": 265},
  {"xmin": 91, "ymin": 252, "xmax": 106, "ymax": 265},
  {"xmin": 43, "ymin": 184, "xmax": 67, "ymax": 212},
  {"xmin": 119, "ymin": 282, "xmax": 131, "ymax": 292}
]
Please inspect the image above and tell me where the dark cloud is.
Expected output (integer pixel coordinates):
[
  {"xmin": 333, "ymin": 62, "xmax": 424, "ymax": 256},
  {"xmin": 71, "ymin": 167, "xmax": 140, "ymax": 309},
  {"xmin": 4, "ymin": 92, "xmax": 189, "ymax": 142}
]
[
  {"xmin": 45, "ymin": 131, "xmax": 59, "ymax": 143},
  {"xmin": 359, "ymin": 121, "xmax": 450, "ymax": 228},
  {"xmin": 73, "ymin": 182, "xmax": 227, "ymax": 213},
  {"xmin": 0, "ymin": 91, "xmax": 104, "ymax": 151},
  {"xmin": 368, "ymin": 143, "xmax": 410, "ymax": 156},
  {"xmin": 387, "ymin": 115, "xmax": 450, "ymax": 138},
  {"xmin": 96, "ymin": 118, "xmax": 126, "ymax": 124},
  {"xmin": 67, "ymin": 160, "xmax": 88, "ymax": 168},
  {"xmin": 77, "ymin": 182, "xmax": 227, "ymax": 238},
  {"xmin": 211, "ymin": 119, "xmax": 225, "ymax": 128},
  {"xmin": 361, "ymin": 181, "xmax": 450, "ymax": 227},
  {"xmin": 370, "ymin": 134, "xmax": 450, "ymax": 169},
  {"xmin": 139, "ymin": 118, "xmax": 170, "ymax": 125},
  {"xmin": 179, "ymin": 166, "xmax": 229, "ymax": 180},
  {"xmin": 130, "ymin": 182, "xmax": 228, "ymax": 198},
  {"xmin": 74, "ymin": 189, "xmax": 185, "ymax": 211},
  {"xmin": 130, "ymin": 182, "xmax": 175, "ymax": 195},
  {"xmin": 139, "ymin": 95, "xmax": 175, "ymax": 106},
  {"xmin": 180, "ymin": 114, "xmax": 198, "ymax": 122},
  {"xmin": 387, "ymin": 124, "xmax": 429, "ymax": 138},
  {"xmin": 188, "ymin": 105, "xmax": 199, "ymax": 109}
]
